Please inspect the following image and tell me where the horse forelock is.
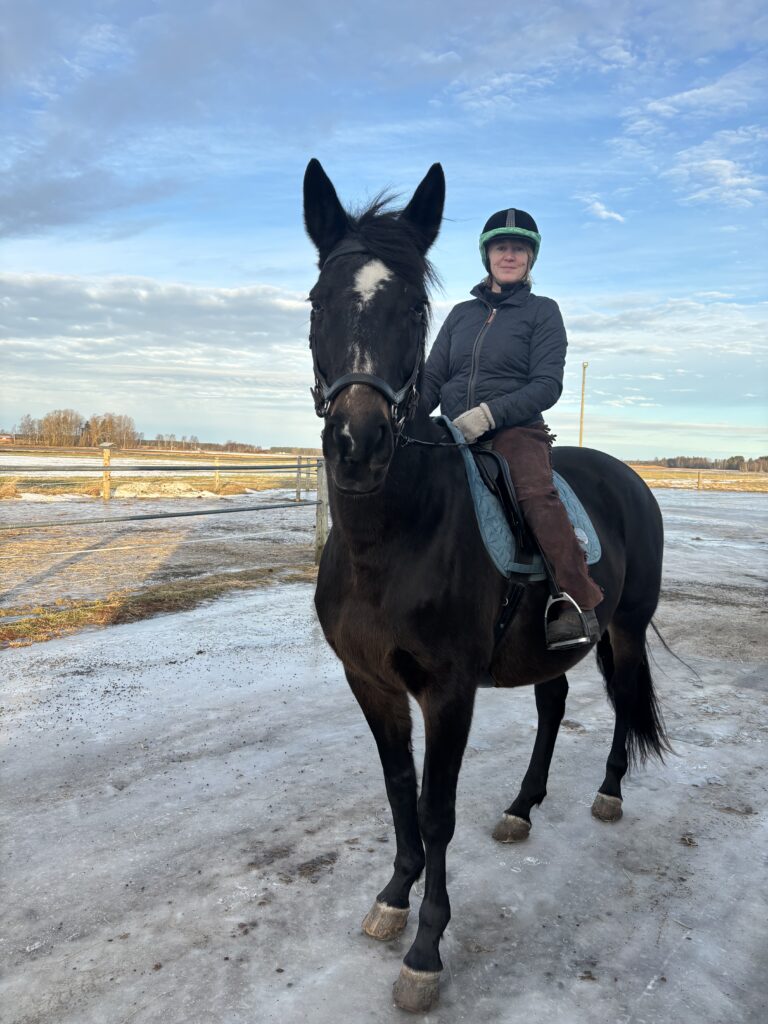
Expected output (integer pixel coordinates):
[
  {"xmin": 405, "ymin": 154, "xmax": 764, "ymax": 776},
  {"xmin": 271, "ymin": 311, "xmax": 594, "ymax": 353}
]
[{"xmin": 330, "ymin": 194, "xmax": 438, "ymax": 302}]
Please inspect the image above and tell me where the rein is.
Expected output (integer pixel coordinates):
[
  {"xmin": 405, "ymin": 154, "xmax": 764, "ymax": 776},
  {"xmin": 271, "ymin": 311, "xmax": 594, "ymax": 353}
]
[
  {"xmin": 399, "ymin": 434, "xmax": 469, "ymax": 449},
  {"xmin": 309, "ymin": 239, "xmax": 427, "ymax": 436}
]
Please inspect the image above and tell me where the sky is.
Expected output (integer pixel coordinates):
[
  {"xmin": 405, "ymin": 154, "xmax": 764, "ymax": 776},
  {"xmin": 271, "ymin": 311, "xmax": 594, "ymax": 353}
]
[{"xmin": 1, "ymin": 0, "xmax": 766, "ymax": 458}]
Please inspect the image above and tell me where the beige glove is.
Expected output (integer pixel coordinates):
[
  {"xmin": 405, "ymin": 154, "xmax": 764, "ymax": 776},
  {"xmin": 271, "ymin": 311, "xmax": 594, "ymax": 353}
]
[{"xmin": 452, "ymin": 403, "xmax": 495, "ymax": 442}]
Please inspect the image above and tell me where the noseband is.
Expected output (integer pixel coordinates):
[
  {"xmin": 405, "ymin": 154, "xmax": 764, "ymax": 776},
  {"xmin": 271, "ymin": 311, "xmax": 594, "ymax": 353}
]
[{"xmin": 309, "ymin": 240, "xmax": 426, "ymax": 435}]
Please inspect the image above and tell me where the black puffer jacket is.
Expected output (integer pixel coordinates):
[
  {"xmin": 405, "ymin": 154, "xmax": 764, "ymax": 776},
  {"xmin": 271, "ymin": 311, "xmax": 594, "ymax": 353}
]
[{"xmin": 421, "ymin": 282, "xmax": 567, "ymax": 429}]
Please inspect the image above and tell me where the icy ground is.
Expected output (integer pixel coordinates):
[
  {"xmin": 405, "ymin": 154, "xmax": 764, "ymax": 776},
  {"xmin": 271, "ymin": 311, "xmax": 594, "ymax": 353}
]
[{"xmin": 2, "ymin": 493, "xmax": 767, "ymax": 1024}]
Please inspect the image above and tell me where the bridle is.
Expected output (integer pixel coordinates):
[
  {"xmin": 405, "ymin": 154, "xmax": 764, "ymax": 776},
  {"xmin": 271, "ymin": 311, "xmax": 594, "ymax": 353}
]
[{"xmin": 308, "ymin": 239, "xmax": 427, "ymax": 436}]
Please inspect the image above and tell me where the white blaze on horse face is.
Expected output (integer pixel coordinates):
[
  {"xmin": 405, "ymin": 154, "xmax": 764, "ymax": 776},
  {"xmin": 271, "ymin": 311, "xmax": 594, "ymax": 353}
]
[
  {"xmin": 350, "ymin": 259, "xmax": 393, "ymax": 373},
  {"xmin": 354, "ymin": 259, "xmax": 393, "ymax": 305}
]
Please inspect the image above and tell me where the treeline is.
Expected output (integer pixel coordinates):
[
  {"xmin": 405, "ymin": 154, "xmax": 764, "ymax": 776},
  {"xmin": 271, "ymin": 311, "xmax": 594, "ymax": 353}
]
[
  {"xmin": 13, "ymin": 410, "xmax": 141, "ymax": 448},
  {"xmin": 144, "ymin": 439, "xmax": 320, "ymax": 454},
  {"xmin": 8, "ymin": 409, "xmax": 318, "ymax": 454},
  {"xmin": 143, "ymin": 436, "xmax": 266, "ymax": 453},
  {"xmin": 634, "ymin": 455, "xmax": 768, "ymax": 472}
]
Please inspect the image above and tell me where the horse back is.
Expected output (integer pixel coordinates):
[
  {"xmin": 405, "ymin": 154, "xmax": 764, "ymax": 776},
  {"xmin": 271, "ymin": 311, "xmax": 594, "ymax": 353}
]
[{"xmin": 551, "ymin": 446, "xmax": 664, "ymax": 611}]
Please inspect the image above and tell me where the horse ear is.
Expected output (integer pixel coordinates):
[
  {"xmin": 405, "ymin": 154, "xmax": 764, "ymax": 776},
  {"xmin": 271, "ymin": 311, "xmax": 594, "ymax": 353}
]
[
  {"xmin": 400, "ymin": 163, "xmax": 445, "ymax": 253},
  {"xmin": 303, "ymin": 159, "xmax": 350, "ymax": 263}
]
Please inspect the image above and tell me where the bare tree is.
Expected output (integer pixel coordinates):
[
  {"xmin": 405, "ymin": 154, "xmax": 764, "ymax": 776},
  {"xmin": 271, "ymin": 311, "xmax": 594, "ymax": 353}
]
[{"xmin": 40, "ymin": 409, "xmax": 84, "ymax": 446}]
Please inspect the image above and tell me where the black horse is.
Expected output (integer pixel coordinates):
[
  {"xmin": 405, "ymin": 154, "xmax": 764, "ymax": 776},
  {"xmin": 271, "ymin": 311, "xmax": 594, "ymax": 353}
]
[{"xmin": 303, "ymin": 159, "xmax": 669, "ymax": 1012}]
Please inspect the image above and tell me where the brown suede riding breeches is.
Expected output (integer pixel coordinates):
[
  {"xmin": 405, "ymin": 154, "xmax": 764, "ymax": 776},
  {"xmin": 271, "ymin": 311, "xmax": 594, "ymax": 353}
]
[{"xmin": 491, "ymin": 423, "xmax": 603, "ymax": 610}]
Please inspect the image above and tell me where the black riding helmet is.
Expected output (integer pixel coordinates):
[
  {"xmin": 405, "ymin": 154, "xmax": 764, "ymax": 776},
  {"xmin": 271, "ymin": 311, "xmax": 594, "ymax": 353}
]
[{"xmin": 479, "ymin": 209, "xmax": 541, "ymax": 269}]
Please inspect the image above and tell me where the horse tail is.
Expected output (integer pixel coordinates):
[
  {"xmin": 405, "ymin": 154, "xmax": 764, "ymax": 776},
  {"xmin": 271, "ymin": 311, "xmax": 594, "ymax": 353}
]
[{"xmin": 595, "ymin": 631, "xmax": 672, "ymax": 769}]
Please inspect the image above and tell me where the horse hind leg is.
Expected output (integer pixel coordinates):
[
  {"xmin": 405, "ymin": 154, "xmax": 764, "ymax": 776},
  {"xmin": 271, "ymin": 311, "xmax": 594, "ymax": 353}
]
[
  {"xmin": 593, "ymin": 620, "xmax": 670, "ymax": 822},
  {"xmin": 493, "ymin": 675, "xmax": 568, "ymax": 842}
]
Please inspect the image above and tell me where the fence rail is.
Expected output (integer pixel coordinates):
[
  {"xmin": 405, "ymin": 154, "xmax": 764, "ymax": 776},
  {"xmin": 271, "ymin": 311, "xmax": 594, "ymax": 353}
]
[{"xmin": 0, "ymin": 463, "xmax": 313, "ymax": 473}]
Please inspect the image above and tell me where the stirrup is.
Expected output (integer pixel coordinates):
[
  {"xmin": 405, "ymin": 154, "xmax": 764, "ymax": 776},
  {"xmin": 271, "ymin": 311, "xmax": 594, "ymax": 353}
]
[{"xmin": 545, "ymin": 592, "xmax": 597, "ymax": 651}]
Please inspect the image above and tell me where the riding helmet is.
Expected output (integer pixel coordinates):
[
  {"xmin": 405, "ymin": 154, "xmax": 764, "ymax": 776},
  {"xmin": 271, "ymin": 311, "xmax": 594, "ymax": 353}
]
[{"xmin": 479, "ymin": 209, "xmax": 541, "ymax": 269}]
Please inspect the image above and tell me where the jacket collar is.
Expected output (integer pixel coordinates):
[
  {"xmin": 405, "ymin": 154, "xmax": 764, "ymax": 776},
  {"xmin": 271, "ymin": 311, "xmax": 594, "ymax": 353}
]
[{"xmin": 471, "ymin": 281, "xmax": 531, "ymax": 308}]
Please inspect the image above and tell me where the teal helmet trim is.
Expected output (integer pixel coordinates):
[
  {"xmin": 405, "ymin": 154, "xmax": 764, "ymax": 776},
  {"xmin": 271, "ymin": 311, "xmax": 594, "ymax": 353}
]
[{"xmin": 480, "ymin": 226, "xmax": 541, "ymax": 269}]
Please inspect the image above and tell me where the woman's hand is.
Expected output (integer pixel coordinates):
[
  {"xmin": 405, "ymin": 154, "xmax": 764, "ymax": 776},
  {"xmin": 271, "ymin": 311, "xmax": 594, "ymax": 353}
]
[{"xmin": 452, "ymin": 403, "xmax": 495, "ymax": 442}]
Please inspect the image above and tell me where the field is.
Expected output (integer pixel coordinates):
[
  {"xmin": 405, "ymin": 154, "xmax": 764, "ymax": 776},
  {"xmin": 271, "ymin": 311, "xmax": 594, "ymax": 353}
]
[
  {"xmin": 629, "ymin": 464, "xmax": 768, "ymax": 492},
  {"xmin": 0, "ymin": 447, "xmax": 320, "ymax": 500},
  {"xmin": 2, "ymin": 489, "xmax": 766, "ymax": 1024}
]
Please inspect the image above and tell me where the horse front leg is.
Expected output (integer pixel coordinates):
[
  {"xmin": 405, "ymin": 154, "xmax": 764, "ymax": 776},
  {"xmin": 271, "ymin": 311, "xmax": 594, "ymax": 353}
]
[
  {"xmin": 393, "ymin": 686, "xmax": 476, "ymax": 1013},
  {"xmin": 493, "ymin": 674, "xmax": 568, "ymax": 842},
  {"xmin": 345, "ymin": 671, "xmax": 425, "ymax": 941}
]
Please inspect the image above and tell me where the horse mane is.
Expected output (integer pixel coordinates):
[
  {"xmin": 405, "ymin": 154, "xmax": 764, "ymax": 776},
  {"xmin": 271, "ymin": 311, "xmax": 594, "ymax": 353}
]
[{"xmin": 346, "ymin": 193, "xmax": 441, "ymax": 301}]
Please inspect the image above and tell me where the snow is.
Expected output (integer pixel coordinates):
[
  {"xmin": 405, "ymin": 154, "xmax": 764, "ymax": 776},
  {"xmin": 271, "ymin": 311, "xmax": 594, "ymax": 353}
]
[{"xmin": 1, "ymin": 493, "xmax": 767, "ymax": 1023}]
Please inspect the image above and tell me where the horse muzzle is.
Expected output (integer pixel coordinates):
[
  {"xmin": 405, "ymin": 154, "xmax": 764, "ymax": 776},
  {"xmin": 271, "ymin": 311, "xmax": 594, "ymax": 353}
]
[{"xmin": 322, "ymin": 387, "xmax": 395, "ymax": 494}]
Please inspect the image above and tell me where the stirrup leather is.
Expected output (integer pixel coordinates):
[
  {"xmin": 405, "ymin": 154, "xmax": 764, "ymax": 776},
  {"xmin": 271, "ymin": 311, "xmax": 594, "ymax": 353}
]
[{"xmin": 545, "ymin": 592, "xmax": 596, "ymax": 650}]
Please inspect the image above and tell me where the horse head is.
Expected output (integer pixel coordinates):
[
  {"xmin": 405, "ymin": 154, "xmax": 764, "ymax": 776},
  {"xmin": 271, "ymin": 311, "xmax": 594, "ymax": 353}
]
[{"xmin": 303, "ymin": 159, "xmax": 445, "ymax": 494}]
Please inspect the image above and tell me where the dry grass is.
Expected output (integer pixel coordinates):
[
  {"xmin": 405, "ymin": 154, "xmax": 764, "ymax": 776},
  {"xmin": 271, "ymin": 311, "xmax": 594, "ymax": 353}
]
[
  {"xmin": 628, "ymin": 465, "xmax": 768, "ymax": 492},
  {"xmin": 0, "ymin": 477, "xmax": 21, "ymax": 499},
  {"xmin": 0, "ymin": 564, "xmax": 318, "ymax": 648}
]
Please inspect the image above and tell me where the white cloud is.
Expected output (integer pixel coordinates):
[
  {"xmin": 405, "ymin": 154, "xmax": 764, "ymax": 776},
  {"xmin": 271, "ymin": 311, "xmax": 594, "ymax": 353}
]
[
  {"xmin": 663, "ymin": 153, "xmax": 766, "ymax": 208},
  {"xmin": 0, "ymin": 273, "xmax": 317, "ymax": 443},
  {"xmin": 579, "ymin": 196, "xmax": 626, "ymax": 223},
  {"xmin": 657, "ymin": 126, "xmax": 768, "ymax": 207},
  {"xmin": 645, "ymin": 59, "xmax": 766, "ymax": 118},
  {"xmin": 597, "ymin": 43, "xmax": 635, "ymax": 69},
  {"xmin": 414, "ymin": 50, "xmax": 461, "ymax": 66},
  {"xmin": 561, "ymin": 294, "xmax": 768, "ymax": 360}
]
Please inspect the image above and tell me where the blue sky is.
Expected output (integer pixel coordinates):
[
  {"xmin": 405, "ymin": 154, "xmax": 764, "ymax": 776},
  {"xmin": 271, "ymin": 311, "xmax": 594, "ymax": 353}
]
[{"xmin": 1, "ymin": 0, "xmax": 766, "ymax": 457}]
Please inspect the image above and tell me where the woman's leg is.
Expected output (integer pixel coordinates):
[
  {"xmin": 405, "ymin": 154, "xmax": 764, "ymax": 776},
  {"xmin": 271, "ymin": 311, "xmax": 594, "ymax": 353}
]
[{"xmin": 492, "ymin": 423, "xmax": 603, "ymax": 610}]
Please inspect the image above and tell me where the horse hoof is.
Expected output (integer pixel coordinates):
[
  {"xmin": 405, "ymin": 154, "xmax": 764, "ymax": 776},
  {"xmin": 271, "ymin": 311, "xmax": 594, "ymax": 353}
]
[
  {"xmin": 362, "ymin": 901, "xmax": 409, "ymax": 941},
  {"xmin": 492, "ymin": 813, "xmax": 531, "ymax": 843},
  {"xmin": 592, "ymin": 793, "xmax": 623, "ymax": 822},
  {"xmin": 392, "ymin": 964, "xmax": 441, "ymax": 1013}
]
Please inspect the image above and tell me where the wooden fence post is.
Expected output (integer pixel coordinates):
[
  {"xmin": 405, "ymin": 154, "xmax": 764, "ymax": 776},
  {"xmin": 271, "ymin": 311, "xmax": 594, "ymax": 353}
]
[
  {"xmin": 314, "ymin": 458, "xmax": 329, "ymax": 565},
  {"xmin": 101, "ymin": 445, "xmax": 112, "ymax": 501},
  {"xmin": 296, "ymin": 455, "xmax": 303, "ymax": 501},
  {"xmin": 214, "ymin": 456, "xmax": 221, "ymax": 493},
  {"xmin": 697, "ymin": 471, "xmax": 702, "ymax": 490}
]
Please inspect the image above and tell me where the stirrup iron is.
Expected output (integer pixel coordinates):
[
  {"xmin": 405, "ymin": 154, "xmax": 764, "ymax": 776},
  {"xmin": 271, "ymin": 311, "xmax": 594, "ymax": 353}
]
[{"xmin": 545, "ymin": 592, "xmax": 595, "ymax": 651}]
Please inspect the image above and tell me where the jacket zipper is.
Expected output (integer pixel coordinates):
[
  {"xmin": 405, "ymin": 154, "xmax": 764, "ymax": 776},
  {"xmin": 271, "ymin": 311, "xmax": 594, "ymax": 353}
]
[{"xmin": 467, "ymin": 306, "xmax": 496, "ymax": 409}]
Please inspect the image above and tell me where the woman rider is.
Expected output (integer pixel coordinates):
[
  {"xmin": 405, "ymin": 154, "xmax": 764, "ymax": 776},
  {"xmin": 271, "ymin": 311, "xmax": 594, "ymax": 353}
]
[{"xmin": 420, "ymin": 208, "xmax": 603, "ymax": 649}]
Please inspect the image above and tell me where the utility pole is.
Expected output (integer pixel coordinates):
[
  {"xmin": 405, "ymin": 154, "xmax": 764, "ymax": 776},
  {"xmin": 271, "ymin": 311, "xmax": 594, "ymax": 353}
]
[{"xmin": 578, "ymin": 361, "xmax": 589, "ymax": 447}]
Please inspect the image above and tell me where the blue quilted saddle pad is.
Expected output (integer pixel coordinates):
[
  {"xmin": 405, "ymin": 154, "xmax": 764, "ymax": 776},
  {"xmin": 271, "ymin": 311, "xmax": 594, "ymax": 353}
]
[{"xmin": 436, "ymin": 416, "xmax": 601, "ymax": 579}]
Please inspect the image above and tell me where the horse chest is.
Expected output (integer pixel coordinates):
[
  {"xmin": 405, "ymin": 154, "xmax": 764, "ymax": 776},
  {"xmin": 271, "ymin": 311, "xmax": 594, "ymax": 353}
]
[{"xmin": 329, "ymin": 590, "xmax": 406, "ymax": 672}]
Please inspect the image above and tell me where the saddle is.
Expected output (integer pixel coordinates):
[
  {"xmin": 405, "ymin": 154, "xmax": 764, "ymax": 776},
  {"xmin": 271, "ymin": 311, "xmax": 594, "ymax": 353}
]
[
  {"xmin": 434, "ymin": 416, "xmax": 602, "ymax": 648},
  {"xmin": 435, "ymin": 416, "xmax": 601, "ymax": 579},
  {"xmin": 472, "ymin": 447, "xmax": 533, "ymax": 556}
]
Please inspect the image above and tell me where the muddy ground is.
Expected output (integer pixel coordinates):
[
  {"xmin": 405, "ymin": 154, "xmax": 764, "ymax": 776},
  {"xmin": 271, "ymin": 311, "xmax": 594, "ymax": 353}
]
[{"xmin": 1, "ymin": 491, "xmax": 766, "ymax": 1023}]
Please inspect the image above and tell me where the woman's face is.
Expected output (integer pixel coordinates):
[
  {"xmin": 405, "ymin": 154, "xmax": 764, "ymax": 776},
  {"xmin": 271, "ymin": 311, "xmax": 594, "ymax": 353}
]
[{"xmin": 486, "ymin": 238, "xmax": 531, "ymax": 290}]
